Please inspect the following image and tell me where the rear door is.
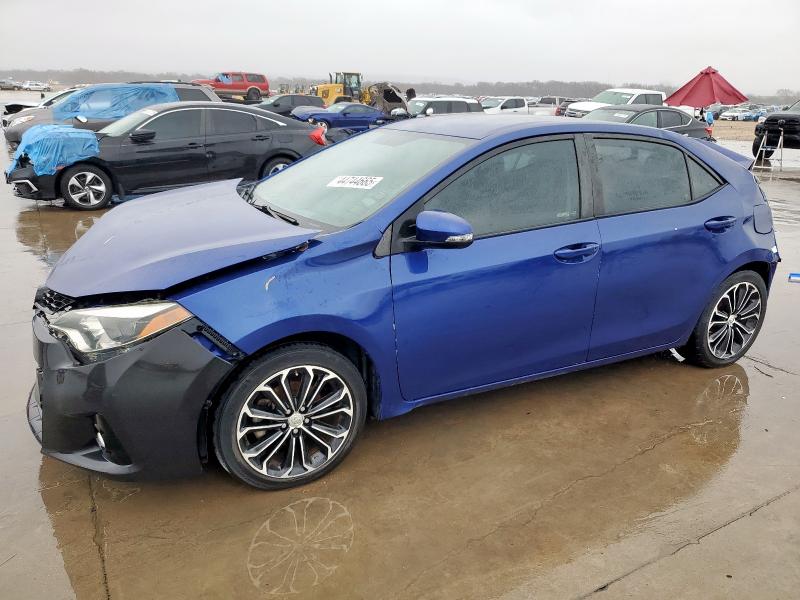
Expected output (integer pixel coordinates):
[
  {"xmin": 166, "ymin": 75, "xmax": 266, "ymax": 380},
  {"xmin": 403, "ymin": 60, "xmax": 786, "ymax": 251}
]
[
  {"xmin": 206, "ymin": 108, "xmax": 276, "ymax": 180},
  {"xmin": 586, "ymin": 135, "xmax": 739, "ymax": 360},
  {"xmin": 114, "ymin": 108, "xmax": 207, "ymax": 193},
  {"xmin": 391, "ymin": 136, "xmax": 601, "ymax": 400}
]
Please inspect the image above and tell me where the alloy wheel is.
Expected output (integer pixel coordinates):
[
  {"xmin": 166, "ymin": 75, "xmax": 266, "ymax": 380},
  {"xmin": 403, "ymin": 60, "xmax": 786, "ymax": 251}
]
[
  {"xmin": 66, "ymin": 172, "xmax": 107, "ymax": 206},
  {"xmin": 268, "ymin": 162, "xmax": 289, "ymax": 176},
  {"xmin": 236, "ymin": 366, "xmax": 354, "ymax": 479},
  {"xmin": 707, "ymin": 281, "xmax": 762, "ymax": 359}
]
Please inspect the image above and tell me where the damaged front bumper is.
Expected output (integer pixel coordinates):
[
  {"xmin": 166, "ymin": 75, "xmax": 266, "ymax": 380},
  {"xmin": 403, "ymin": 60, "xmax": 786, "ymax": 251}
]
[
  {"xmin": 29, "ymin": 310, "xmax": 237, "ymax": 478},
  {"xmin": 6, "ymin": 165, "xmax": 57, "ymax": 200}
]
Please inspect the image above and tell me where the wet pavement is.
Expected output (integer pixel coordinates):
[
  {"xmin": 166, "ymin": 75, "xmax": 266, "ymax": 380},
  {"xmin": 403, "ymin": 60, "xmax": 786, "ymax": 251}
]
[{"xmin": 0, "ymin": 140, "xmax": 799, "ymax": 600}]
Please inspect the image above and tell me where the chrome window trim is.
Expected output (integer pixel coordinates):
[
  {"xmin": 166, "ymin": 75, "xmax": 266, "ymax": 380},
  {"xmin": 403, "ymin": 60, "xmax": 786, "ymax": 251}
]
[{"xmin": 136, "ymin": 106, "xmax": 286, "ymax": 132}]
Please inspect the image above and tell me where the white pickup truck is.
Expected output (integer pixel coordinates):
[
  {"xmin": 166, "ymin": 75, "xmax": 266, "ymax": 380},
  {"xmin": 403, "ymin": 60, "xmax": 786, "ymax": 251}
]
[
  {"xmin": 480, "ymin": 96, "xmax": 529, "ymax": 114},
  {"xmin": 565, "ymin": 88, "xmax": 665, "ymax": 118}
]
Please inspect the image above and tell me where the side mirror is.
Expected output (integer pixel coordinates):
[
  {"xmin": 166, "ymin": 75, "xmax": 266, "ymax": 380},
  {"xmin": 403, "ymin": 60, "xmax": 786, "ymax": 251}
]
[
  {"xmin": 273, "ymin": 102, "xmax": 281, "ymax": 107},
  {"xmin": 425, "ymin": 107, "xmax": 434, "ymax": 116},
  {"xmin": 414, "ymin": 211, "xmax": 473, "ymax": 248},
  {"xmin": 75, "ymin": 115, "xmax": 88, "ymax": 123},
  {"xmin": 129, "ymin": 129, "xmax": 156, "ymax": 143}
]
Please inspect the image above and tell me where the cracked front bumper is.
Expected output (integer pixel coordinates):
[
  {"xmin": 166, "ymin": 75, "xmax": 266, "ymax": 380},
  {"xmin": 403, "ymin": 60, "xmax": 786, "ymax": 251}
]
[{"xmin": 29, "ymin": 313, "xmax": 237, "ymax": 478}]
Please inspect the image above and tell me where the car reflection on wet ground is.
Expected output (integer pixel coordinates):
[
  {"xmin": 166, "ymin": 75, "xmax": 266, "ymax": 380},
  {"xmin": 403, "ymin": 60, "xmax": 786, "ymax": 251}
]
[{"xmin": 0, "ymin": 149, "xmax": 799, "ymax": 599}]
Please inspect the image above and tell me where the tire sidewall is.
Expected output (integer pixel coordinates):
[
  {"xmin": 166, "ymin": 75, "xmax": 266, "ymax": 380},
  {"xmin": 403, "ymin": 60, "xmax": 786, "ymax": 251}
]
[
  {"xmin": 692, "ymin": 271, "xmax": 768, "ymax": 367},
  {"xmin": 261, "ymin": 157, "xmax": 293, "ymax": 179},
  {"xmin": 214, "ymin": 344, "xmax": 367, "ymax": 490},
  {"xmin": 60, "ymin": 165, "xmax": 112, "ymax": 210}
]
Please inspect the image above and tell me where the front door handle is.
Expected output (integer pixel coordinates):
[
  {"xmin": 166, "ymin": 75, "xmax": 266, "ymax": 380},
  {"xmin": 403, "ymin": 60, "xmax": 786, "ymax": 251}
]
[
  {"xmin": 184, "ymin": 142, "xmax": 203, "ymax": 149},
  {"xmin": 704, "ymin": 216, "xmax": 737, "ymax": 232},
  {"xmin": 252, "ymin": 135, "xmax": 271, "ymax": 141},
  {"xmin": 553, "ymin": 242, "xmax": 600, "ymax": 263}
]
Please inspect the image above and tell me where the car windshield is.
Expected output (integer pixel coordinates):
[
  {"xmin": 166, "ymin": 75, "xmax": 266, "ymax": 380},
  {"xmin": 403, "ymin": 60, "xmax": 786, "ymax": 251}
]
[
  {"xmin": 98, "ymin": 108, "xmax": 158, "ymax": 136},
  {"xmin": 586, "ymin": 108, "xmax": 635, "ymax": 123},
  {"xmin": 789, "ymin": 100, "xmax": 800, "ymax": 112},
  {"xmin": 45, "ymin": 89, "xmax": 78, "ymax": 107},
  {"xmin": 592, "ymin": 91, "xmax": 635, "ymax": 104},
  {"xmin": 481, "ymin": 97, "xmax": 503, "ymax": 108},
  {"xmin": 408, "ymin": 99, "xmax": 429, "ymax": 115},
  {"xmin": 252, "ymin": 129, "xmax": 472, "ymax": 230}
]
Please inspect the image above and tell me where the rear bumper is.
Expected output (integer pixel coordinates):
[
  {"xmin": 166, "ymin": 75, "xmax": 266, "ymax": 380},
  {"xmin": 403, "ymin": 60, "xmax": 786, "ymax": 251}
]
[{"xmin": 29, "ymin": 313, "xmax": 236, "ymax": 478}]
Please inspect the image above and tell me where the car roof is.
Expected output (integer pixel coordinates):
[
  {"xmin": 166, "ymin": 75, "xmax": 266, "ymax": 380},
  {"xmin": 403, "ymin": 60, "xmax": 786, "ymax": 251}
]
[
  {"xmin": 591, "ymin": 104, "xmax": 678, "ymax": 113},
  {"xmin": 413, "ymin": 96, "xmax": 480, "ymax": 103},
  {"xmin": 384, "ymin": 113, "xmax": 690, "ymax": 140},
  {"xmin": 606, "ymin": 88, "xmax": 664, "ymax": 94}
]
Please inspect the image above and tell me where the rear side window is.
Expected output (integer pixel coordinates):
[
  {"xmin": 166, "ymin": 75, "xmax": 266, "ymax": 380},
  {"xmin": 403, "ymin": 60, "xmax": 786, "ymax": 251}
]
[
  {"xmin": 593, "ymin": 138, "xmax": 691, "ymax": 215},
  {"xmin": 660, "ymin": 110, "xmax": 682, "ymax": 128},
  {"xmin": 687, "ymin": 157, "xmax": 722, "ymax": 199},
  {"xmin": 450, "ymin": 101, "xmax": 468, "ymax": 113},
  {"xmin": 246, "ymin": 74, "xmax": 265, "ymax": 83},
  {"xmin": 426, "ymin": 139, "xmax": 581, "ymax": 237},
  {"xmin": 468, "ymin": 102, "xmax": 483, "ymax": 112},
  {"xmin": 176, "ymin": 87, "xmax": 211, "ymax": 101},
  {"xmin": 208, "ymin": 109, "xmax": 257, "ymax": 134},
  {"xmin": 430, "ymin": 101, "xmax": 449, "ymax": 114},
  {"xmin": 145, "ymin": 110, "xmax": 202, "ymax": 140},
  {"xmin": 231, "ymin": 74, "xmax": 244, "ymax": 82}
]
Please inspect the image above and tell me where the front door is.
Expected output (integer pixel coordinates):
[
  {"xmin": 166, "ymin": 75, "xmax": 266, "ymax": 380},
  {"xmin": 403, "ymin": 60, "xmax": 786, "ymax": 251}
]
[
  {"xmin": 115, "ymin": 108, "xmax": 207, "ymax": 193},
  {"xmin": 586, "ymin": 135, "xmax": 742, "ymax": 360},
  {"xmin": 391, "ymin": 136, "xmax": 601, "ymax": 401}
]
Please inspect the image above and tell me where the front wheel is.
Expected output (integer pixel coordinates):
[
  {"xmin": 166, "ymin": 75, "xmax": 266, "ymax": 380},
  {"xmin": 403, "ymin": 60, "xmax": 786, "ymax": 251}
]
[
  {"xmin": 213, "ymin": 343, "xmax": 368, "ymax": 489},
  {"xmin": 752, "ymin": 137, "xmax": 774, "ymax": 158},
  {"xmin": 59, "ymin": 165, "xmax": 113, "ymax": 210},
  {"xmin": 678, "ymin": 271, "xmax": 767, "ymax": 368}
]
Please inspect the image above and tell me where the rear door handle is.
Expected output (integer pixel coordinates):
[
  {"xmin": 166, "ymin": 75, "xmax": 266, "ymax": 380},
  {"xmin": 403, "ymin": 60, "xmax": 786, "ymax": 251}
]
[
  {"xmin": 252, "ymin": 135, "xmax": 271, "ymax": 141},
  {"xmin": 704, "ymin": 216, "xmax": 737, "ymax": 232},
  {"xmin": 553, "ymin": 242, "xmax": 600, "ymax": 263},
  {"xmin": 184, "ymin": 142, "xmax": 203, "ymax": 149}
]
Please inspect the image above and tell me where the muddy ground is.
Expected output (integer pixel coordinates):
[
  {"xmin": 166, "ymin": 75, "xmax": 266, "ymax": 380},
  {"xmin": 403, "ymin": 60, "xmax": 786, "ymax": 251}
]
[{"xmin": 0, "ymin": 93, "xmax": 799, "ymax": 599}]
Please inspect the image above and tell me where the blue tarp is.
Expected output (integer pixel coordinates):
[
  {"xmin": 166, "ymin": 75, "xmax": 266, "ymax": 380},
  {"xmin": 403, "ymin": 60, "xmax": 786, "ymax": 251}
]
[
  {"xmin": 6, "ymin": 124, "xmax": 100, "ymax": 176},
  {"xmin": 52, "ymin": 83, "xmax": 179, "ymax": 121}
]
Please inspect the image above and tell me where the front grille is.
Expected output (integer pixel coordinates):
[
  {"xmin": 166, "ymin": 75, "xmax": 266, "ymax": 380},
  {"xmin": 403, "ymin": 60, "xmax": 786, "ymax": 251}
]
[{"xmin": 34, "ymin": 287, "xmax": 75, "ymax": 314}]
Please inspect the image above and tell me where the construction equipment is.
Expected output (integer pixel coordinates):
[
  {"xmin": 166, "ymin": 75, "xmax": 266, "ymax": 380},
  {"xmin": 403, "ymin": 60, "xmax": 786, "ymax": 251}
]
[{"xmin": 316, "ymin": 72, "xmax": 371, "ymax": 105}]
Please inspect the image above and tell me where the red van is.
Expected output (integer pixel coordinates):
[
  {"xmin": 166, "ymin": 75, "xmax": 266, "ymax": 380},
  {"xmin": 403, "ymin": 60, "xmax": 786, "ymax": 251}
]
[{"xmin": 192, "ymin": 72, "xmax": 270, "ymax": 102}]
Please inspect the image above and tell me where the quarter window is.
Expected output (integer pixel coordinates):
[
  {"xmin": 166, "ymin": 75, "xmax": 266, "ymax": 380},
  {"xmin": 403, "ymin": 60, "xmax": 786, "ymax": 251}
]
[
  {"xmin": 593, "ymin": 138, "xmax": 691, "ymax": 215},
  {"xmin": 426, "ymin": 139, "xmax": 581, "ymax": 237},
  {"xmin": 144, "ymin": 110, "xmax": 202, "ymax": 140},
  {"xmin": 687, "ymin": 157, "xmax": 722, "ymax": 199},
  {"xmin": 231, "ymin": 74, "xmax": 244, "ymax": 82},
  {"xmin": 176, "ymin": 87, "xmax": 211, "ymax": 101},
  {"xmin": 208, "ymin": 109, "xmax": 257, "ymax": 134},
  {"xmin": 246, "ymin": 74, "xmax": 265, "ymax": 83}
]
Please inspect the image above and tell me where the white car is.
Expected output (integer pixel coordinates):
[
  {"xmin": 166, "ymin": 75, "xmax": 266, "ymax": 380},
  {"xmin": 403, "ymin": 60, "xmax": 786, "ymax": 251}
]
[
  {"xmin": 22, "ymin": 80, "xmax": 51, "ymax": 92},
  {"xmin": 565, "ymin": 88, "xmax": 665, "ymax": 118},
  {"xmin": 719, "ymin": 107, "xmax": 753, "ymax": 121},
  {"xmin": 407, "ymin": 96, "xmax": 483, "ymax": 116},
  {"xmin": 480, "ymin": 96, "xmax": 528, "ymax": 114}
]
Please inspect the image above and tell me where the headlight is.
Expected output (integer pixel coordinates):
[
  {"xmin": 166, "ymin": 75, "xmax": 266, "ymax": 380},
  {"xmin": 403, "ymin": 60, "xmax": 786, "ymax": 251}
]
[
  {"xmin": 9, "ymin": 115, "xmax": 35, "ymax": 127},
  {"xmin": 50, "ymin": 302, "xmax": 192, "ymax": 357}
]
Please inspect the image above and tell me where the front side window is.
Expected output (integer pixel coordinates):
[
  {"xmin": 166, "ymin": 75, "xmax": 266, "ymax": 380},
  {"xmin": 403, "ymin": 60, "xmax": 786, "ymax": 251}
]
[
  {"xmin": 593, "ymin": 138, "xmax": 691, "ymax": 215},
  {"xmin": 208, "ymin": 109, "xmax": 257, "ymax": 134},
  {"xmin": 144, "ymin": 109, "xmax": 202, "ymax": 140},
  {"xmin": 252, "ymin": 129, "xmax": 472, "ymax": 229},
  {"xmin": 408, "ymin": 99, "xmax": 429, "ymax": 115},
  {"xmin": 450, "ymin": 101, "xmax": 468, "ymax": 113},
  {"xmin": 647, "ymin": 94, "xmax": 663, "ymax": 105},
  {"xmin": 426, "ymin": 139, "xmax": 581, "ymax": 237},
  {"xmin": 592, "ymin": 91, "xmax": 634, "ymax": 104},
  {"xmin": 480, "ymin": 97, "xmax": 503, "ymax": 109},
  {"xmin": 631, "ymin": 111, "xmax": 657, "ymax": 127},
  {"xmin": 430, "ymin": 101, "xmax": 449, "ymax": 114}
]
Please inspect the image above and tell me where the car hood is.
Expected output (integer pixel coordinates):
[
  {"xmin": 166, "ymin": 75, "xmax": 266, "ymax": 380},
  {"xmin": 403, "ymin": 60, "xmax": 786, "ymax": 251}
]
[
  {"xmin": 568, "ymin": 101, "xmax": 608, "ymax": 113},
  {"xmin": 46, "ymin": 179, "xmax": 320, "ymax": 298}
]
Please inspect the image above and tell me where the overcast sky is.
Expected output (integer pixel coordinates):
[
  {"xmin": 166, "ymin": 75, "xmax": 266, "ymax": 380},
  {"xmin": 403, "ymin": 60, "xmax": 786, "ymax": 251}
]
[{"xmin": 3, "ymin": 0, "xmax": 797, "ymax": 94}]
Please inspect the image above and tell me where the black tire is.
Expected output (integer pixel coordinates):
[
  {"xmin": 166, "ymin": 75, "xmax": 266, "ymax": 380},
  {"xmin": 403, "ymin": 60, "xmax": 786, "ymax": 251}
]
[
  {"xmin": 260, "ymin": 156, "xmax": 294, "ymax": 179},
  {"xmin": 752, "ymin": 137, "xmax": 774, "ymax": 159},
  {"xmin": 59, "ymin": 164, "xmax": 113, "ymax": 210},
  {"xmin": 678, "ymin": 270, "xmax": 767, "ymax": 368},
  {"xmin": 246, "ymin": 88, "xmax": 261, "ymax": 102},
  {"xmin": 213, "ymin": 343, "xmax": 368, "ymax": 490}
]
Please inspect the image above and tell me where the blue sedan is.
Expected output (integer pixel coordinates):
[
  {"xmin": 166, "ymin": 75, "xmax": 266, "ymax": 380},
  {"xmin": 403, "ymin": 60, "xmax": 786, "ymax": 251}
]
[
  {"xmin": 28, "ymin": 115, "xmax": 778, "ymax": 489},
  {"xmin": 289, "ymin": 102, "xmax": 385, "ymax": 132}
]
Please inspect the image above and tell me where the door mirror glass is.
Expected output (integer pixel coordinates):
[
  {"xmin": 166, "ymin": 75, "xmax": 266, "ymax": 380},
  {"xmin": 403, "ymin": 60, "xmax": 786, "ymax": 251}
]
[
  {"xmin": 425, "ymin": 107, "xmax": 434, "ymax": 116},
  {"xmin": 414, "ymin": 211, "xmax": 473, "ymax": 248},
  {"xmin": 75, "ymin": 115, "xmax": 88, "ymax": 123},
  {"xmin": 129, "ymin": 129, "xmax": 156, "ymax": 143}
]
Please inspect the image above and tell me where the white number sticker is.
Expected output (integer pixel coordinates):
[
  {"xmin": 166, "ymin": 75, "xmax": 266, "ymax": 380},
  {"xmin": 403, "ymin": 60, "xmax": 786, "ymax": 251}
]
[{"xmin": 327, "ymin": 175, "xmax": 383, "ymax": 190}]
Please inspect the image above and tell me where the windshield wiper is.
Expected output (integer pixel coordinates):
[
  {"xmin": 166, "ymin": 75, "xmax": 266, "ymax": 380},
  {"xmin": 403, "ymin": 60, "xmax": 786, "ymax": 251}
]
[{"xmin": 255, "ymin": 202, "xmax": 299, "ymax": 226}]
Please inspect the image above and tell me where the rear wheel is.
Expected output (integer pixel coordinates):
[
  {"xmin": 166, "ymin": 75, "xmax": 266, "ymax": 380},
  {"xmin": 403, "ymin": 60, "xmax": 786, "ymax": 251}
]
[
  {"xmin": 679, "ymin": 271, "xmax": 767, "ymax": 368},
  {"xmin": 213, "ymin": 343, "xmax": 368, "ymax": 489},
  {"xmin": 59, "ymin": 165, "xmax": 113, "ymax": 210},
  {"xmin": 260, "ymin": 157, "xmax": 294, "ymax": 178},
  {"xmin": 246, "ymin": 88, "xmax": 262, "ymax": 102},
  {"xmin": 315, "ymin": 120, "xmax": 330, "ymax": 132}
]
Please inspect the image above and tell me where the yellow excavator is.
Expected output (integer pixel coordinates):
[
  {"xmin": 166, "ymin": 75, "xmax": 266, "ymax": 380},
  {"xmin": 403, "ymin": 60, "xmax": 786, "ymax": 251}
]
[{"xmin": 315, "ymin": 72, "xmax": 371, "ymax": 105}]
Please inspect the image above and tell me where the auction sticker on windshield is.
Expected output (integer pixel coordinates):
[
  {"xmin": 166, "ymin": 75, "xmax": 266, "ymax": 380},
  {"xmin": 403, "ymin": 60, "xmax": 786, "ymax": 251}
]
[{"xmin": 327, "ymin": 175, "xmax": 383, "ymax": 190}]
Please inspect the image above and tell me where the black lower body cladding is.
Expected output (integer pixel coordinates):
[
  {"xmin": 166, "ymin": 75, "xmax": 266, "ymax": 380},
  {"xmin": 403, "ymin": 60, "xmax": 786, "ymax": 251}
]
[{"xmin": 29, "ymin": 314, "xmax": 236, "ymax": 478}]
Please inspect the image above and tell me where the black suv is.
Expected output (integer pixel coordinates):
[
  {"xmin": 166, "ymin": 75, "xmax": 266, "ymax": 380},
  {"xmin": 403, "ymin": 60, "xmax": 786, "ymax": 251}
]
[
  {"xmin": 753, "ymin": 100, "xmax": 800, "ymax": 157},
  {"xmin": 3, "ymin": 82, "xmax": 220, "ymax": 148}
]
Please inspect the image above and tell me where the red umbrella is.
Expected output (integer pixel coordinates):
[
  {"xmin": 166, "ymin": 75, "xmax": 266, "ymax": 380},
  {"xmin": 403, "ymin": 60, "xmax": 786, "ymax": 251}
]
[{"xmin": 665, "ymin": 66, "xmax": 748, "ymax": 108}]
